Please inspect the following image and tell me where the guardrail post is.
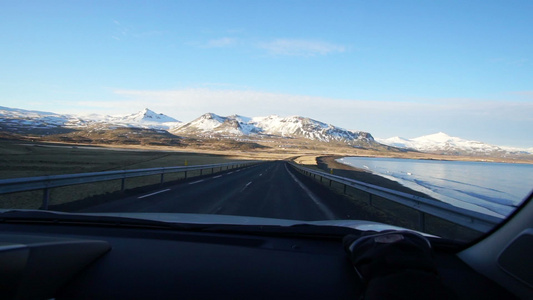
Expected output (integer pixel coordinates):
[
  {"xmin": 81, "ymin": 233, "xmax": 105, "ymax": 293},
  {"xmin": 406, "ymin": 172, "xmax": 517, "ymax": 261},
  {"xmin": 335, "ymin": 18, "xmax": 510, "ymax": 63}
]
[
  {"xmin": 329, "ymin": 179, "xmax": 332, "ymax": 187},
  {"xmin": 184, "ymin": 171, "xmax": 188, "ymax": 179},
  {"xmin": 200, "ymin": 169, "xmax": 203, "ymax": 175},
  {"xmin": 212, "ymin": 168, "xmax": 214, "ymax": 174},
  {"xmin": 368, "ymin": 194, "xmax": 373, "ymax": 206},
  {"xmin": 343, "ymin": 184, "xmax": 347, "ymax": 194},
  {"xmin": 41, "ymin": 188, "xmax": 50, "ymax": 210},
  {"xmin": 160, "ymin": 173, "xmax": 164, "ymax": 184},
  {"xmin": 121, "ymin": 178, "xmax": 126, "ymax": 192}
]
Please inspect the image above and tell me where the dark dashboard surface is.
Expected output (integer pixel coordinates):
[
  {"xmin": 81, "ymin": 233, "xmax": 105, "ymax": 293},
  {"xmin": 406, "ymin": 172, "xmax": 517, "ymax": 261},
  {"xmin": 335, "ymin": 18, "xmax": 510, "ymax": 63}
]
[{"xmin": 0, "ymin": 222, "xmax": 516, "ymax": 299}]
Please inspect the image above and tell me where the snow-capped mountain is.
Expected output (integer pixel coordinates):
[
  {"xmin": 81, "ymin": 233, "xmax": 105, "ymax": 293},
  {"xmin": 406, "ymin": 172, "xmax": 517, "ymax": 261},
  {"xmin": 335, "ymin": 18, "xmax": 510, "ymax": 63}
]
[
  {"xmin": 377, "ymin": 132, "xmax": 533, "ymax": 155},
  {"xmin": 251, "ymin": 115, "xmax": 374, "ymax": 144},
  {"xmin": 171, "ymin": 113, "xmax": 259, "ymax": 136},
  {"xmin": 80, "ymin": 108, "xmax": 182, "ymax": 130},
  {"xmin": 0, "ymin": 106, "xmax": 88, "ymax": 133},
  {"xmin": 171, "ymin": 113, "xmax": 375, "ymax": 145},
  {"xmin": 118, "ymin": 108, "xmax": 180, "ymax": 123},
  {"xmin": 0, "ymin": 106, "xmax": 181, "ymax": 132},
  {"xmin": 1, "ymin": 106, "xmax": 374, "ymax": 146}
]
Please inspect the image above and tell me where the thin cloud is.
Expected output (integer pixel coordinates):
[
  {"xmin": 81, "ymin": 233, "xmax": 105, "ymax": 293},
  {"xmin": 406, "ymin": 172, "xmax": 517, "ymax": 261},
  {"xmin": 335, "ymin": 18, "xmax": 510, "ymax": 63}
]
[
  {"xmin": 111, "ymin": 20, "xmax": 164, "ymax": 40},
  {"xmin": 510, "ymin": 91, "xmax": 533, "ymax": 99},
  {"xmin": 111, "ymin": 19, "xmax": 130, "ymax": 40},
  {"xmin": 190, "ymin": 37, "xmax": 346, "ymax": 56},
  {"xmin": 205, "ymin": 37, "xmax": 238, "ymax": 48},
  {"xmin": 258, "ymin": 39, "xmax": 346, "ymax": 56}
]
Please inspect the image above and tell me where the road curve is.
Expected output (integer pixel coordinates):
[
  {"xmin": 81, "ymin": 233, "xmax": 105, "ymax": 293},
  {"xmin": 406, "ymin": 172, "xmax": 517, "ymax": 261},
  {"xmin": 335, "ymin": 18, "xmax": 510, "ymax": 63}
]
[{"xmin": 83, "ymin": 161, "xmax": 360, "ymax": 221}]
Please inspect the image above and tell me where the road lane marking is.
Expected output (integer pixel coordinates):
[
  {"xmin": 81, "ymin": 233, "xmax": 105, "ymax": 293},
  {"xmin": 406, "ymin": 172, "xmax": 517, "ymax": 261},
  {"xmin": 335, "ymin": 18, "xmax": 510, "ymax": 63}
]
[
  {"xmin": 227, "ymin": 172, "xmax": 234, "ymax": 174},
  {"xmin": 241, "ymin": 181, "xmax": 252, "ymax": 192},
  {"xmin": 213, "ymin": 175, "xmax": 222, "ymax": 178},
  {"xmin": 189, "ymin": 179, "xmax": 205, "ymax": 185},
  {"xmin": 259, "ymin": 173, "xmax": 263, "ymax": 176},
  {"xmin": 284, "ymin": 165, "xmax": 337, "ymax": 219},
  {"xmin": 138, "ymin": 189, "xmax": 171, "ymax": 199}
]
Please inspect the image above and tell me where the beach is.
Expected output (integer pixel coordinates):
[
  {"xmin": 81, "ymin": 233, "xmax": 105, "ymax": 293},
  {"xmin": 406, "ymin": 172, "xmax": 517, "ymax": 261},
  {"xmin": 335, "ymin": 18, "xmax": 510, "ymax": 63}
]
[{"xmin": 316, "ymin": 156, "xmax": 434, "ymax": 199}]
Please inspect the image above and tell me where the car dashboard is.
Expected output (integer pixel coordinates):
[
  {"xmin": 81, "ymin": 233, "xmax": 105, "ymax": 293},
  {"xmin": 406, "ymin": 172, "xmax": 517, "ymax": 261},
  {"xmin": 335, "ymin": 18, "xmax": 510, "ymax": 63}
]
[{"xmin": 0, "ymin": 219, "xmax": 518, "ymax": 300}]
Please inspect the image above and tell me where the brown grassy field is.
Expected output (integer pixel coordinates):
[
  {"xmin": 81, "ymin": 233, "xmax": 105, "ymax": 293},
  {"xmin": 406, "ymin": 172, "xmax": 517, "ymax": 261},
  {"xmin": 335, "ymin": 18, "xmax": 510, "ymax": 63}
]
[
  {"xmin": 0, "ymin": 140, "xmax": 272, "ymax": 179},
  {"xmin": 0, "ymin": 139, "xmax": 274, "ymax": 209}
]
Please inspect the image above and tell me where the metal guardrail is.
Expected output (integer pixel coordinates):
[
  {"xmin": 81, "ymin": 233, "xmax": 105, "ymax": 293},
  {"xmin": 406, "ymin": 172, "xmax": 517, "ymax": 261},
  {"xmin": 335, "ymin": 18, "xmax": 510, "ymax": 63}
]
[
  {"xmin": 0, "ymin": 161, "xmax": 259, "ymax": 210},
  {"xmin": 289, "ymin": 162, "xmax": 502, "ymax": 233}
]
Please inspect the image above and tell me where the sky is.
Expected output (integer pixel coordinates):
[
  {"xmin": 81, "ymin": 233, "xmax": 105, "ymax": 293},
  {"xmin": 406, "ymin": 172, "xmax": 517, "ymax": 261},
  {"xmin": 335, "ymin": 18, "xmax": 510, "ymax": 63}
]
[{"xmin": 1, "ymin": 0, "xmax": 532, "ymax": 147}]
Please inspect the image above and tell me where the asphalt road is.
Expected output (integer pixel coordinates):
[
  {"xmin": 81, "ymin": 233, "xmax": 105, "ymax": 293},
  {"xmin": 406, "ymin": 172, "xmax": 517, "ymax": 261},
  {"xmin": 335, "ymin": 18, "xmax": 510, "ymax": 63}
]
[{"xmin": 83, "ymin": 161, "xmax": 361, "ymax": 221}]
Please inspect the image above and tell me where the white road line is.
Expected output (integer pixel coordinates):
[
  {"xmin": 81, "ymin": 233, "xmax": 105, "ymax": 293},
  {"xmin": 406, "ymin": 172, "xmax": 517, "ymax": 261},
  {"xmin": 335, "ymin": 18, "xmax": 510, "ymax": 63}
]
[
  {"xmin": 138, "ymin": 189, "xmax": 171, "ymax": 199},
  {"xmin": 227, "ymin": 172, "xmax": 234, "ymax": 175},
  {"xmin": 284, "ymin": 165, "xmax": 337, "ymax": 219},
  {"xmin": 259, "ymin": 173, "xmax": 263, "ymax": 176},
  {"xmin": 188, "ymin": 179, "xmax": 205, "ymax": 185},
  {"xmin": 213, "ymin": 175, "xmax": 222, "ymax": 179},
  {"xmin": 241, "ymin": 181, "xmax": 252, "ymax": 192}
]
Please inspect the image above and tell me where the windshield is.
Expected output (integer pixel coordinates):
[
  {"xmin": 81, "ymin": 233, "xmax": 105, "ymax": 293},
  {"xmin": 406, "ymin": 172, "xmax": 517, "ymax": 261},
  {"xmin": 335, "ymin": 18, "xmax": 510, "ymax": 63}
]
[{"xmin": 1, "ymin": 1, "xmax": 532, "ymax": 244}]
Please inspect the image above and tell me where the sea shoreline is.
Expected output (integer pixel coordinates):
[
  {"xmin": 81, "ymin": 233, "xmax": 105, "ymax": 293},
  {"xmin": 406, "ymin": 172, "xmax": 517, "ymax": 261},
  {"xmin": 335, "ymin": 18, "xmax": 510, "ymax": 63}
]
[{"xmin": 316, "ymin": 155, "xmax": 435, "ymax": 199}]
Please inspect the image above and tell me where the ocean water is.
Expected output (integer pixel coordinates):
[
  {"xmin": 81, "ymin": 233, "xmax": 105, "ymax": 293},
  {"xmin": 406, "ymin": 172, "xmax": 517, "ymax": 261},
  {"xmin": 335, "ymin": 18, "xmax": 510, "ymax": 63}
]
[{"xmin": 336, "ymin": 157, "xmax": 533, "ymax": 217}]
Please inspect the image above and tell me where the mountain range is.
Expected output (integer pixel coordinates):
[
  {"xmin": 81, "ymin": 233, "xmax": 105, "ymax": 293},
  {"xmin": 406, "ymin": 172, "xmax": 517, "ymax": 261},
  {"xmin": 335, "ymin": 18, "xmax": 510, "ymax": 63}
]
[
  {"xmin": 0, "ymin": 107, "xmax": 181, "ymax": 131},
  {"xmin": 1, "ymin": 106, "xmax": 531, "ymax": 156},
  {"xmin": 0, "ymin": 106, "xmax": 377, "ymax": 148},
  {"xmin": 170, "ymin": 113, "xmax": 374, "ymax": 146},
  {"xmin": 376, "ymin": 132, "xmax": 533, "ymax": 156}
]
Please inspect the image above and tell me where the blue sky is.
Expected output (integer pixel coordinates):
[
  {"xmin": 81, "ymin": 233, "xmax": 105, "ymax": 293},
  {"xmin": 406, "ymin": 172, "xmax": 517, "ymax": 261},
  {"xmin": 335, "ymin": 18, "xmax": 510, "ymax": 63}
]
[{"xmin": 1, "ymin": 0, "xmax": 532, "ymax": 147}]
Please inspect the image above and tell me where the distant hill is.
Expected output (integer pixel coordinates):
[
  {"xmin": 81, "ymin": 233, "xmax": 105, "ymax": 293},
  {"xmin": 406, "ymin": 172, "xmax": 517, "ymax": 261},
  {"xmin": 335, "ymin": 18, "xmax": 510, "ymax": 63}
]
[{"xmin": 376, "ymin": 132, "xmax": 533, "ymax": 156}]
